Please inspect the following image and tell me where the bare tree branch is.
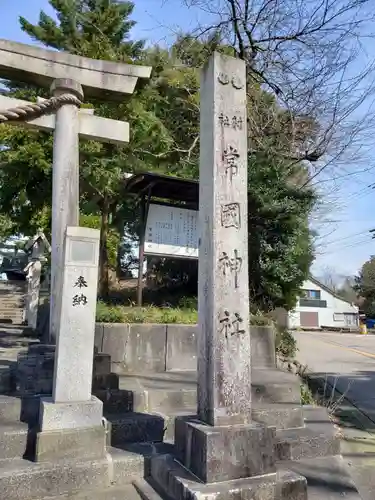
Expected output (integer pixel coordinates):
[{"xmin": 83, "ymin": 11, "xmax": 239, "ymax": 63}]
[
  {"xmin": 134, "ymin": 135, "xmax": 199, "ymax": 160},
  {"xmin": 179, "ymin": 0, "xmax": 375, "ymax": 181}
]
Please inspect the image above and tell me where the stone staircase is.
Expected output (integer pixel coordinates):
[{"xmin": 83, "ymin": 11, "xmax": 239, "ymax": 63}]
[
  {"xmin": 102, "ymin": 369, "xmax": 334, "ymax": 452},
  {"xmin": 97, "ymin": 368, "xmax": 361, "ymax": 499},
  {"xmin": 0, "ymin": 323, "xmax": 364, "ymax": 499},
  {"xmin": 0, "ymin": 326, "xmax": 148, "ymax": 499},
  {"xmin": 0, "ymin": 394, "xmax": 150, "ymax": 500},
  {"xmin": 0, "ymin": 281, "xmax": 26, "ymax": 325}
]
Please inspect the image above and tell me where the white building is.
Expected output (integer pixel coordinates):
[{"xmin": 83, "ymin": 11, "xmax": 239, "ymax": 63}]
[{"xmin": 287, "ymin": 277, "xmax": 359, "ymax": 330}]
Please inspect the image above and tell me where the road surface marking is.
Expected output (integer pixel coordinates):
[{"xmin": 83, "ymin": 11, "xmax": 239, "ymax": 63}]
[{"xmin": 312, "ymin": 336, "xmax": 375, "ymax": 360}]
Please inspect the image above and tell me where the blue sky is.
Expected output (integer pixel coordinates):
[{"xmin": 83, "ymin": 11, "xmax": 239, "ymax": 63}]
[{"xmin": 2, "ymin": 0, "xmax": 375, "ymax": 278}]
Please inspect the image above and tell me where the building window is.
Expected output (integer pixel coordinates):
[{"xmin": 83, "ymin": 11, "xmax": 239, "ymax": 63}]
[
  {"xmin": 299, "ymin": 298, "xmax": 327, "ymax": 308},
  {"xmin": 344, "ymin": 313, "xmax": 358, "ymax": 326},
  {"xmin": 333, "ymin": 313, "xmax": 344, "ymax": 321},
  {"xmin": 302, "ymin": 289, "xmax": 321, "ymax": 300}
]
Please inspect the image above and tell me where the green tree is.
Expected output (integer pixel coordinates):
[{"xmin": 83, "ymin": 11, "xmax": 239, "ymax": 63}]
[
  {"xmin": 0, "ymin": 0, "xmax": 169, "ymax": 295},
  {"xmin": 156, "ymin": 36, "xmax": 316, "ymax": 311},
  {"xmin": 337, "ymin": 277, "xmax": 358, "ymax": 304},
  {"xmin": 355, "ymin": 257, "xmax": 375, "ymax": 316},
  {"xmin": 19, "ymin": 0, "xmax": 151, "ymax": 297},
  {"xmin": 19, "ymin": 0, "xmax": 144, "ymax": 59},
  {"xmin": 0, "ymin": 6, "xmax": 316, "ymax": 310},
  {"xmin": 0, "ymin": 16, "xmax": 206, "ymax": 295},
  {"xmin": 0, "ymin": 214, "xmax": 16, "ymax": 243},
  {"xmin": 0, "ymin": 78, "xmax": 53, "ymax": 239},
  {"xmin": 5, "ymin": 1, "xmax": 210, "ymax": 297}
]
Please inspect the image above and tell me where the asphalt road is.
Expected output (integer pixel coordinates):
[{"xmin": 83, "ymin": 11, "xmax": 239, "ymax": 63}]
[{"xmin": 294, "ymin": 331, "xmax": 375, "ymax": 422}]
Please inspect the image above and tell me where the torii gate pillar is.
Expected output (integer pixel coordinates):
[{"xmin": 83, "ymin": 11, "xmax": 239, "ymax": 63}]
[{"xmin": 49, "ymin": 79, "xmax": 83, "ymax": 342}]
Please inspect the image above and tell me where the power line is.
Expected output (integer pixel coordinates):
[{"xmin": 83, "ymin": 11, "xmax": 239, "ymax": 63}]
[
  {"xmin": 311, "ymin": 165, "xmax": 375, "ymax": 188},
  {"xmin": 317, "ymin": 227, "xmax": 375, "ymax": 246},
  {"xmin": 316, "ymin": 236, "xmax": 374, "ymax": 255}
]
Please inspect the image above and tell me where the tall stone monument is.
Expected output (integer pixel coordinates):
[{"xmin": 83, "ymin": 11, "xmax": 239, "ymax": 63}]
[
  {"xmin": 149, "ymin": 52, "xmax": 308, "ymax": 499},
  {"xmin": 0, "ymin": 38, "xmax": 151, "ymax": 342},
  {"xmin": 36, "ymin": 226, "xmax": 103, "ymax": 461},
  {"xmin": 197, "ymin": 54, "xmax": 251, "ymax": 427}
]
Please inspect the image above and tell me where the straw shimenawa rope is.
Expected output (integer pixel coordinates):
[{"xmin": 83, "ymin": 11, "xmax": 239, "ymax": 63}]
[{"xmin": 0, "ymin": 94, "xmax": 82, "ymax": 123}]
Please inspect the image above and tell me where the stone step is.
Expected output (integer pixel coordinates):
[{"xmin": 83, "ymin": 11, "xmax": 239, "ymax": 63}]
[
  {"xmin": 252, "ymin": 403, "xmax": 304, "ymax": 430},
  {"xmin": 116, "ymin": 370, "xmax": 302, "ymax": 412},
  {"xmin": 118, "ymin": 372, "xmax": 196, "ymax": 390},
  {"xmin": 252, "ymin": 382, "xmax": 300, "ymax": 405},
  {"xmin": 252, "ymin": 368, "xmax": 301, "ymax": 405},
  {"xmin": 105, "ymin": 412, "xmax": 166, "ymax": 445},
  {"xmin": 108, "ymin": 447, "xmax": 145, "ymax": 487},
  {"xmin": 346, "ymin": 463, "xmax": 375, "ymax": 500},
  {"xmin": 133, "ymin": 478, "xmax": 164, "ymax": 500},
  {"xmin": 0, "ymin": 338, "xmax": 38, "ymax": 348},
  {"xmin": 105, "ymin": 404, "xmax": 306, "ymax": 445},
  {"xmin": 0, "ymin": 458, "xmax": 108, "ymax": 500},
  {"xmin": 44, "ymin": 484, "xmax": 143, "ymax": 500},
  {"xmin": 0, "ymin": 395, "xmax": 22, "ymax": 422},
  {"xmin": 146, "ymin": 389, "xmax": 196, "ymax": 414},
  {"xmin": 148, "ymin": 452, "xmax": 362, "ymax": 500},
  {"xmin": 0, "ymin": 365, "xmax": 13, "ymax": 393},
  {"xmin": 0, "ymin": 394, "xmax": 40, "ymax": 428},
  {"xmin": 95, "ymin": 389, "xmax": 145, "ymax": 414},
  {"xmin": 94, "ymin": 389, "xmax": 133, "ymax": 413},
  {"xmin": 0, "ymin": 421, "xmax": 29, "ymax": 460},
  {"xmin": 0, "ymin": 448, "xmax": 145, "ymax": 500},
  {"xmin": 118, "ymin": 373, "xmax": 197, "ymax": 414},
  {"xmin": 105, "ymin": 408, "xmax": 199, "ymax": 445},
  {"xmin": 279, "ymin": 455, "xmax": 362, "ymax": 499},
  {"xmin": 125, "ymin": 442, "xmax": 175, "ymax": 477},
  {"xmin": 275, "ymin": 426, "xmax": 340, "ymax": 461},
  {"xmin": 154, "ymin": 410, "xmax": 195, "ymax": 443},
  {"xmin": 97, "ymin": 387, "xmax": 196, "ymax": 415}
]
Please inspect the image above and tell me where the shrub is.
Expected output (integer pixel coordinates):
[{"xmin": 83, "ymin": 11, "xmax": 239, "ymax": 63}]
[
  {"xmin": 275, "ymin": 326, "xmax": 297, "ymax": 358},
  {"xmin": 95, "ymin": 302, "xmax": 197, "ymax": 324},
  {"xmin": 250, "ymin": 311, "xmax": 273, "ymax": 326},
  {"xmin": 96, "ymin": 299, "xmax": 281, "ymax": 326},
  {"xmin": 300, "ymin": 383, "xmax": 315, "ymax": 405},
  {"xmin": 178, "ymin": 296, "xmax": 198, "ymax": 309},
  {"xmin": 96, "ymin": 301, "xmax": 125, "ymax": 323}
]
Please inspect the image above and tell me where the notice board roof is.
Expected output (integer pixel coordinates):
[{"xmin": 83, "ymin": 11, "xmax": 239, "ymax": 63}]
[{"xmin": 124, "ymin": 172, "xmax": 199, "ymax": 206}]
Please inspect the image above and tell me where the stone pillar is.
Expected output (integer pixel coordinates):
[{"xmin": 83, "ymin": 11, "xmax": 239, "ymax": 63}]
[
  {"xmin": 197, "ymin": 52, "xmax": 251, "ymax": 427},
  {"xmin": 37, "ymin": 227, "xmax": 104, "ymax": 462},
  {"xmin": 49, "ymin": 79, "xmax": 83, "ymax": 344},
  {"xmin": 149, "ymin": 53, "xmax": 308, "ymax": 500}
]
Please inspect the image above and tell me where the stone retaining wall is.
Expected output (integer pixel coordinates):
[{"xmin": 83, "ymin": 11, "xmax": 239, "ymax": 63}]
[{"xmin": 95, "ymin": 323, "xmax": 275, "ymax": 373}]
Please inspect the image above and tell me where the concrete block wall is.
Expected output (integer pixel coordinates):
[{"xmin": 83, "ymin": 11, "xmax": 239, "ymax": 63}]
[
  {"xmin": 0, "ymin": 281, "xmax": 26, "ymax": 324},
  {"xmin": 95, "ymin": 323, "xmax": 275, "ymax": 373}
]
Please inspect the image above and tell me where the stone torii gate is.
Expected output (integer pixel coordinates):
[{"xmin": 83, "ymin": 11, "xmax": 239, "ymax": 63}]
[{"xmin": 0, "ymin": 39, "xmax": 151, "ymax": 342}]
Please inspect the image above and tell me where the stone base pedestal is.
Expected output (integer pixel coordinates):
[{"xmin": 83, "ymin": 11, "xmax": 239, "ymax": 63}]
[
  {"xmin": 35, "ymin": 425, "xmax": 106, "ymax": 463},
  {"xmin": 150, "ymin": 454, "xmax": 307, "ymax": 500},
  {"xmin": 150, "ymin": 416, "xmax": 307, "ymax": 500},
  {"xmin": 36, "ymin": 395, "xmax": 105, "ymax": 462},
  {"xmin": 175, "ymin": 416, "xmax": 276, "ymax": 482},
  {"xmin": 39, "ymin": 395, "xmax": 103, "ymax": 431}
]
